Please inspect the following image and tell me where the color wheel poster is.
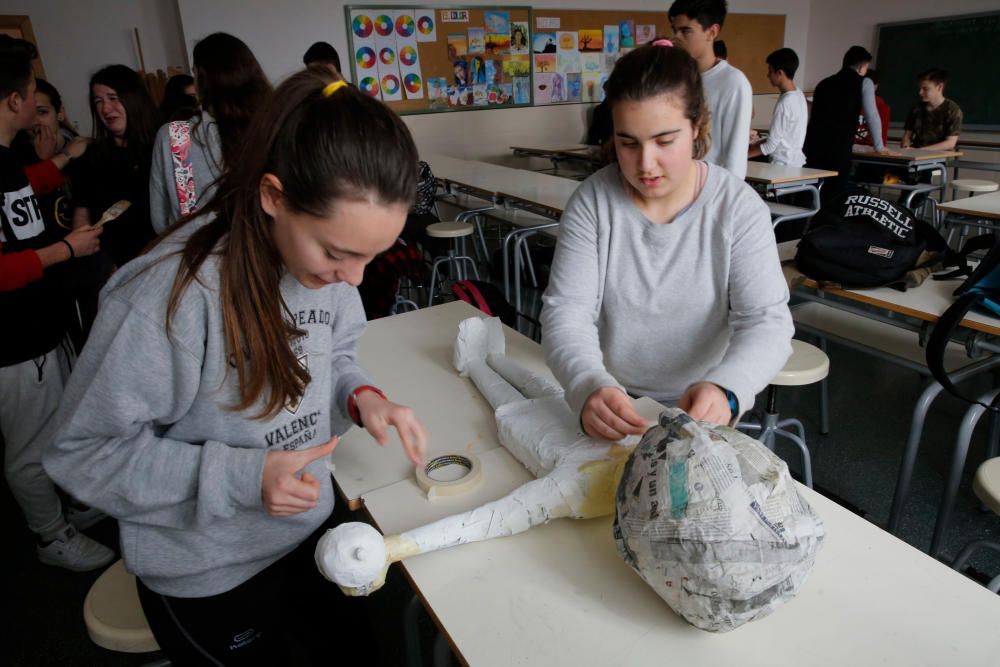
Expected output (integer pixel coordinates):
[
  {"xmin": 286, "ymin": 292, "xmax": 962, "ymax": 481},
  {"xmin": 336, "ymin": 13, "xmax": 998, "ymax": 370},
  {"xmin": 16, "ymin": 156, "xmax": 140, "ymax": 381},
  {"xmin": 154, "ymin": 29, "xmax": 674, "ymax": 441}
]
[
  {"xmin": 373, "ymin": 11, "xmax": 402, "ymax": 102},
  {"xmin": 394, "ymin": 9, "xmax": 424, "ymax": 100},
  {"xmin": 414, "ymin": 9, "xmax": 437, "ymax": 42},
  {"xmin": 350, "ymin": 9, "xmax": 380, "ymax": 99}
]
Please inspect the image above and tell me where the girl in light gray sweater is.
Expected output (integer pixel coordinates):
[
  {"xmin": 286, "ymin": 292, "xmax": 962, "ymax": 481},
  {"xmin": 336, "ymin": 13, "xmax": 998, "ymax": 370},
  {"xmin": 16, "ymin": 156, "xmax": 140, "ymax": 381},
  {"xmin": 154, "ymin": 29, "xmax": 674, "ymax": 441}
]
[
  {"xmin": 45, "ymin": 71, "xmax": 426, "ymax": 665},
  {"xmin": 541, "ymin": 42, "xmax": 793, "ymax": 442}
]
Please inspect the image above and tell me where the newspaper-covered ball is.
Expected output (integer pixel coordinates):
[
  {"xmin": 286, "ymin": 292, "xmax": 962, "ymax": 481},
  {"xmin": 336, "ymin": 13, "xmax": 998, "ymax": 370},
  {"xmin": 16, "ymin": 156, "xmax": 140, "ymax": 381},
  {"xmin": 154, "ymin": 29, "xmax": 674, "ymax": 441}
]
[{"xmin": 614, "ymin": 408, "xmax": 825, "ymax": 632}]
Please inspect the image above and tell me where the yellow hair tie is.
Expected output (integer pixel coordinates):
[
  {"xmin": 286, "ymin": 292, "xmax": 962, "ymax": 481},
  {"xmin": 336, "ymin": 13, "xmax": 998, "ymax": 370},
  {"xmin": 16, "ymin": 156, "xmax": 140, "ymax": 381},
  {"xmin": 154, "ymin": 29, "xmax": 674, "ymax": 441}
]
[{"xmin": 323, "ymin": 80, "xmax": 347, "ymax": 97}]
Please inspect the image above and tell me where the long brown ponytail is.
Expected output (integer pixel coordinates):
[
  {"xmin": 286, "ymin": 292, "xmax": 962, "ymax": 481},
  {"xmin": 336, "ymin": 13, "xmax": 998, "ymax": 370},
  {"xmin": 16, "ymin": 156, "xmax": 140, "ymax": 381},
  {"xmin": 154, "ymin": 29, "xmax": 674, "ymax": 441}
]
[{"xmin": 164, "ymin": 68, "xmax": 418, "ymax": 419}]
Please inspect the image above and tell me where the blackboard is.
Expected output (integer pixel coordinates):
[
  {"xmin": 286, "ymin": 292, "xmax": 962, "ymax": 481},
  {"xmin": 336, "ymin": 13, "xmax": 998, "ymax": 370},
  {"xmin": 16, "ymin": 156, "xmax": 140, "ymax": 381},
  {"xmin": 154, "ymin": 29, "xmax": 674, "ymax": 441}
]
[{"xmin": 875, "ymin": 12, "xmax": 1000, "ymax": 130}]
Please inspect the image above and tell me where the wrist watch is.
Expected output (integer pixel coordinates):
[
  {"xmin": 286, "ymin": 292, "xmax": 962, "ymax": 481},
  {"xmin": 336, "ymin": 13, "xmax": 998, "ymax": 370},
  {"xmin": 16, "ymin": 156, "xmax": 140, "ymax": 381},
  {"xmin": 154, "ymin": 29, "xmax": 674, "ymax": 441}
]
[{"xmin": 723, "ymin": 388, "xmax": 739, "ymax": 420}]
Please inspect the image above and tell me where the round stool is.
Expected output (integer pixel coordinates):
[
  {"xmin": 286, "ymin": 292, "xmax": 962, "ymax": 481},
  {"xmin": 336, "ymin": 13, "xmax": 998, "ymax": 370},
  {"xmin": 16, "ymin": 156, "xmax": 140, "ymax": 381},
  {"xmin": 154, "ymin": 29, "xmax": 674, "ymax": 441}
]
[
  {"xmin": 426, "ymin": 221, "xmax": 480, "ymax": 307},
  {"xmin": 952, "ymin": 457, "xmax": 1000, "ymax": 593},
  {"xmin": 83, "ymin": 559, "xmax": 160, "ymax": 653},
  {"xmin": 952, "ymin": 179, "xmax": 999, "ymax": 198},
  {"xmin": 737, "ymin": 340, "xmax": 830, "ymax": 488}
]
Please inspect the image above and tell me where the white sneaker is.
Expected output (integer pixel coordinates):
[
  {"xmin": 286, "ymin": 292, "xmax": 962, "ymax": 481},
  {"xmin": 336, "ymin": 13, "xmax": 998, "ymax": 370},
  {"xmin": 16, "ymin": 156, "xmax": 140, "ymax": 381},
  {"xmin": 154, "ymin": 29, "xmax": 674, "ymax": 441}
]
[
  {"xmin": 65, "ymin": 503, "xmax": 107, "ymax": 531},
  {"xmin": 36, "ymin": 526, "xmax": 116, "ymax": 572}
]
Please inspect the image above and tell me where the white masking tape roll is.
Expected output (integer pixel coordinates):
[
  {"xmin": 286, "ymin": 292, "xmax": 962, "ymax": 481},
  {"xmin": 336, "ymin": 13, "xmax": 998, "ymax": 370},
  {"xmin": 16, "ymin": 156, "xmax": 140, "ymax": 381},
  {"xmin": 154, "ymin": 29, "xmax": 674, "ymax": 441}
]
[{"xmin": 415, "ymin": 453, "xmax": 483, "ymax": 500}]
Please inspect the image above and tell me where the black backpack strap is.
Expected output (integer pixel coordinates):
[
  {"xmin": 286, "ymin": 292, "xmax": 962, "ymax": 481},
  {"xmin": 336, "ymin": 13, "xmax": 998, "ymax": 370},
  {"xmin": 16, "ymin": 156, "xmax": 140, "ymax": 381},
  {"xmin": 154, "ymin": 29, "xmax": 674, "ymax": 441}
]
[
  {"xmin": 926, "ymin": 290, "xmax": 1000, "ymax": 412},
  {"xmin": 933, "ymin": 234, "xmax": 995, "ymax": 281}
]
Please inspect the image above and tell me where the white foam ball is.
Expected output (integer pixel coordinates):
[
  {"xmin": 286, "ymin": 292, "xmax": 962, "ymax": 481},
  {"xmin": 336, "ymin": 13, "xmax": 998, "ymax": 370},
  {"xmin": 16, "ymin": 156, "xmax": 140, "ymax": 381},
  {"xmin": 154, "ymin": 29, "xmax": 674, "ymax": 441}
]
[{"xmin": 315, "ymin": 522, "xmax": 388, "ymax": 589}]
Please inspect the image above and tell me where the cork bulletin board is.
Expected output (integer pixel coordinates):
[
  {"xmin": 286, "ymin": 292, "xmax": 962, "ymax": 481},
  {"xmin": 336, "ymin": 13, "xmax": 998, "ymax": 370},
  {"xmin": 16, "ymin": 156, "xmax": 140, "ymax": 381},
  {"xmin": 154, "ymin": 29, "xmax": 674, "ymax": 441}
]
[
  {"xmin": 346, "ymin": 6, "xmax": 533, "ymax": 115},
  {"xmin": 527, "ymin": 9, "xmax": 670, "ymax": 106},
  {"xmin": 345, "ymin": 6, "xmax": 786, "ymax": 115}
]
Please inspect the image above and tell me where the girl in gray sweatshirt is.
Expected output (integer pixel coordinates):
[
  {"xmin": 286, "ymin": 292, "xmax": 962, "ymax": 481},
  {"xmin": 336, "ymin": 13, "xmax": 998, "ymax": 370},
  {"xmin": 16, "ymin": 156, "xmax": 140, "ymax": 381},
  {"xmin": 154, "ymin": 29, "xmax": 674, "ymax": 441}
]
[
  {"xmin": 541, "ymin": 43, "xmax": 792, "ymax": 443},
  {"xmin": 45, "ymin": 71, "xmax": 427, "ymax": 665}
]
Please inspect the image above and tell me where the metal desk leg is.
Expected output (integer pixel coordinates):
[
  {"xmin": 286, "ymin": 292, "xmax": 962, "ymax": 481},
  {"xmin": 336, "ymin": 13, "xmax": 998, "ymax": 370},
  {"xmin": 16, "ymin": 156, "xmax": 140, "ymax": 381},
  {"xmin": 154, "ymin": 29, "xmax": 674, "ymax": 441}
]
[
  {"xmin": 929, "ymin": 389, "xmax": 1000, "ymax": 558},
  {"xmin": 887, "ymin": 356, "xmax": 1000, "ymax": 534}
]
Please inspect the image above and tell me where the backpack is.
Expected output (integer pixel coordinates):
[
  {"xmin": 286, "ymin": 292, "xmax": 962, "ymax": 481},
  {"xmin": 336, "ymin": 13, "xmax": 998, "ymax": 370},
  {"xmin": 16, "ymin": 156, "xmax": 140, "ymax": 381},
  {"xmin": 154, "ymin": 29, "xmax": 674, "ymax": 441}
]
[
  {"xmin": 451, "ymin": 280, "xmax": 517, "ymax": 327},
  {"xmin": 794, "ymin": 189, "xmax": 948, "ymax": 288},
  {"xmin": 358, "ymin": 240, "xmax": 427, "ymax": 320},
  {"xmin": 925, "ymin": 233, "xmax": 1000, "ymax": 411}
]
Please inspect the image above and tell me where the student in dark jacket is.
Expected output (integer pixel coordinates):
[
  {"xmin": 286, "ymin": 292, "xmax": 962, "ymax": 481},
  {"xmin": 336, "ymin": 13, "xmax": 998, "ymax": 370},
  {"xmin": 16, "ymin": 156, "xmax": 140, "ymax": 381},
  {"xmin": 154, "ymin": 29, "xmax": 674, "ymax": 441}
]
[{"xmin": 803, "ymin": 46, "xmax": 890, "ymax": 204}]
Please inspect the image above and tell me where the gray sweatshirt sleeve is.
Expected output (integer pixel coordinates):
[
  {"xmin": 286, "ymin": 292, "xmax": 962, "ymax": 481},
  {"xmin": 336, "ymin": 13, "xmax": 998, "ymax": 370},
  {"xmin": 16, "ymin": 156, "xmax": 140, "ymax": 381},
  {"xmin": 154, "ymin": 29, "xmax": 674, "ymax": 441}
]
[
  {"xmin": 861, "ymin": 79, "xmax": 885, "ymax": 151},
  {"xmin": 540, "ymin": 185, "xmax": 624, "ymax": 417},
  {"xmin": 700, "ymin": 194, "xmax": 794, "ymax": 413},
  {"xmin": 149, "ymin": 123, "xmax": 177, "ymax": 235},
  {"xmin": 43, "ymin": 291, "xmax": 266, "ymax": 530}
]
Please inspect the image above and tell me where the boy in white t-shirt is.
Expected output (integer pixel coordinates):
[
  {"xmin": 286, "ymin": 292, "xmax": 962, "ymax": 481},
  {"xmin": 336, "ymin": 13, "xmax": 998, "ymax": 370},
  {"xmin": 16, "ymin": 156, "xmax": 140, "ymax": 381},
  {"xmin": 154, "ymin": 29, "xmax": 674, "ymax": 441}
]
[
  {"xmin": 749, "ymin": 48, "xmax": 807, "ymax": 167},
  {"xmin": 669, "ymin": 0, "xmax": 752, "ymax": 178}
]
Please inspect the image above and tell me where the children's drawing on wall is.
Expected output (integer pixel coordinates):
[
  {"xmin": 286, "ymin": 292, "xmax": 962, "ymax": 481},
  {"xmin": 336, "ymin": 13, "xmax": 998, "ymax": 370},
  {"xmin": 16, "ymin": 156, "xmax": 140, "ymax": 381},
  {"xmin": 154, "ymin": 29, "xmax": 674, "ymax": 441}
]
[
  {"xmin": 551, "ymin": 72, "xmax": 565, "ymax": 102},
  {"xmin": 566, "ymin": 73, "xmax": 582, "ymax": 102},
  {"xmin": 468, "ymin": 27, "xmax": 485, "ymax": 54},
  {"xmin": 452, "ymin": 58, "xmax": 468, "ymax": 86},
  {"xmin": 484, "ymin": 10, "xmax": 510, "ymax": 34},
  {"xmin": 579, "ymin": 29, "xmax": 603, "ymax": 52},
  {"xmin": 582, "ymin": 71, "xmax": 602, "ymax": 102},
  {"xmin": 415, "ymin": 10, "xmax": 437, "ymax": 42},
  {"xmin": 448, "ymin": 84, "xmax": 473, "ymax": 107},
  {"xmin": 604, "ymin": 25, "xmax": 620, "ymax": 68},
  {"xmin": 557, "ymin": 51, "xmax": 581, "ymax": 75},
  {"xmin": 533, "ymin": 32, "xmax": 557, "ymax": 54},
  {"xmin": 580, "ymin": 52, "xmax": 602, "ymax": 73},
  {"xmin": 534, "ymin": 73, "xmax": 555, "ymax": 105},
  {"xmin": 472, "ymin": 83, "xmax": 488, "ymax": 106},
  {"xmin": 510, "ymin": 22, "xmax": 529, "ymax": 55},
  {"xmin": 497, "ymin": 83, "xmax": 514, "ymax": 104},
  {"xmin": 636, "ymin": 24, "xmax": 655, "ymax": 45},
  {"xmin": 447, "ymin": 33, "xmax": 467, "ymax": 59},
  {"xmin": 485, "ymin": 59, "xmax": 503, "ymax": 85},
  {"xmin": 619, "ymin": 20, "xmax": 635, "ymax": 48},
  {"xmin": 503, "ymin": 55, "xmax": 530, "ymax": 77},
  {"xmin": 513, "ymin": 76, "xmax": 530, "ymax": 104},
  {"xmin": 469, "ymin": 55, "xmax": 486, "ymax": 84},
  {"xmin": 534, "ymin": 53, "xmax": 556, "ymax": 73},
  {"xmin": 485, "ymin": 33, "xmax": 510, "ymax": 56},
  {"xmin": 428, "ymin": 77, "xmax": 448, "ymax": 109},
  {"xmin": 556, "ymin": 31, "xmax": 578, "ymax": 54}
]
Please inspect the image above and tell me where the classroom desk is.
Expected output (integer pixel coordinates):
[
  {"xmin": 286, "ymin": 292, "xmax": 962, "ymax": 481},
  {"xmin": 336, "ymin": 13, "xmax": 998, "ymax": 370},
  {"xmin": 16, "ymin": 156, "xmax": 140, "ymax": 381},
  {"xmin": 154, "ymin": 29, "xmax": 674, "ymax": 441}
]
[
  {"xmin": 330, "ymin": 301, "xmax": 554, "ymax": 510},
  {"xmin": 350, "ymin": 300, "xmax": 1000, "ymax": 667},
  {"xmin": 744, "ymin": 163, "xmax": 838, "ymax": 260},
  {"xmin": 937, "ymin": 190, "xmax": 1000, "ymax": 240},
  {"xmin": 852, "ymin": 147, "xmax": 963, "ymax": 209},
  {"xmin": 425, "ymin": 154, "xmax": 577, "ymax": 318},
  {"xmin": 510, "ymin": 143, "xmax": 601, "ymax": 175},
  {"xmin": 792, "ymin": 272, "xmax": 1000, "ymax": 554}
]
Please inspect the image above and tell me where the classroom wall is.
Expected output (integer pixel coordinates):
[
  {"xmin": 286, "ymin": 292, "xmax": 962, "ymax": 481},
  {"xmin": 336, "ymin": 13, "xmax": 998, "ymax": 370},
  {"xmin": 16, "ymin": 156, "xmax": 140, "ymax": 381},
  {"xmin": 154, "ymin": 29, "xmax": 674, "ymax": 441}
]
[
  {"xmin": 0, "ymin": 0, "xmax": 187, "ymax": 135},
  {"xmin": 174, "ymin": 0, "xmax": 812, "ymax": 162},
  {"xmin": 803, "ymin": 0, "xmax": 1000, "ymax": 90}
]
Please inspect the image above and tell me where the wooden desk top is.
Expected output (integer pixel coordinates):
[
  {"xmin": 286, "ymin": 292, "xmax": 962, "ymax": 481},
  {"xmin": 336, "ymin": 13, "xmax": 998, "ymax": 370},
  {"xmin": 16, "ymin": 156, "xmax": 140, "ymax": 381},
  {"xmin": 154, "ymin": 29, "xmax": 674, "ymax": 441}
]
[
  {"xmin": 331, "ymin": 301, "xmax": 557, "ymax": 508},
  {"xmin": 852, "ymin": 147, "xmax": 963, "ymax": 162},
  {"xmin": 937, "ymin": 190, "xmax": 1000, "ymax": 220},
  {"xmin": 362, "ymin": 410, "xmax": 1000, "ymax": 666},
  {"xmin": 797, "ymin": 273, "xmax": 1000, "ymax": 337},
  {"xmin": 744, "ymin": 162, "xmax": 838, "ymax": 185}
]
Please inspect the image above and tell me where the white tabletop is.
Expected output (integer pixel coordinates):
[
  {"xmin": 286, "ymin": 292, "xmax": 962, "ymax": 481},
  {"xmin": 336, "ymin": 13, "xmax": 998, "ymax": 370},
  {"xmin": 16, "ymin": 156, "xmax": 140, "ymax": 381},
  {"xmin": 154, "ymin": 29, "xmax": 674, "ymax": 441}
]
[
  {"xmin": 798, "ymin": 271, "xmax": 1000, "ymax": 336},
  {"xmin": 427, "ymin": 153, "xmax": 578, "ymax": 217},
  {"xmin": 937, "ymin": 190, "xmax": 1000, "ymax": 220},
  {"xmin": 356, "ymin": 327, "xmax": 1000, "ymax": 666},
  {"xmin": 744, "ymin": 162, "xmax": 838, "ymax": 185},
  {"xmin": 331, "ymin": 302, "xmax": 558, "ymax": 507}
]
